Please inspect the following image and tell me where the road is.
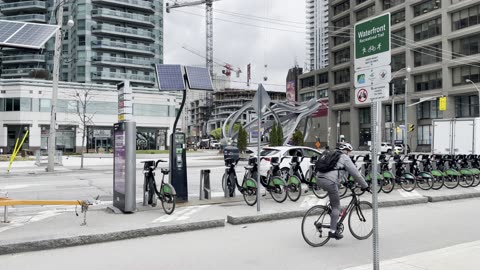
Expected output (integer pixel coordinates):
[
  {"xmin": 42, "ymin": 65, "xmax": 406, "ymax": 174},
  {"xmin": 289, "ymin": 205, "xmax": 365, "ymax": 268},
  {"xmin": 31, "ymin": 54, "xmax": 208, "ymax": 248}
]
[{"xmin": 0, "ymin": 198, "xmax": 479, "ymax": 270}]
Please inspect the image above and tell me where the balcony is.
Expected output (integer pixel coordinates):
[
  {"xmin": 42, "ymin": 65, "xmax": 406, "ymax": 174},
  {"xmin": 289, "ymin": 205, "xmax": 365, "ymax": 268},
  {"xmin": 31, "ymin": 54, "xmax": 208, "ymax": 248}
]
[
  {"xmin": 93, "ymin": 56, "xmax": 154, "ymax": 69},
  {"xmin": 2, "ymin": 54, "xmax": 46, "ymax": 64},
  {"xmin": 0, "ymin": 14, "xmax": 46, "ymax": 23},
  {"xmin": 0, "ymin": 1, "xmax": 46, "ymax": 14},
  {"xmin": 91, "ymin": 40, "xmax": 155, "ymax": 55},
  {"xmin": 91, "ymin": 9, "xmax": 155, "ymax": 27},
  {"xmin": 1, "ymin": 68, "xmax": 44, "ymax": 77},
  {"xmin": 91, "ymin": 72, "xmax": 155, "ymax": 84},
  {"xmin": 92, "ymin": 0, "xmax": 155, "ymax": 13},
  {"xmin": 92, "ymin": 25, "xmax": 155, "ymax": 41}
]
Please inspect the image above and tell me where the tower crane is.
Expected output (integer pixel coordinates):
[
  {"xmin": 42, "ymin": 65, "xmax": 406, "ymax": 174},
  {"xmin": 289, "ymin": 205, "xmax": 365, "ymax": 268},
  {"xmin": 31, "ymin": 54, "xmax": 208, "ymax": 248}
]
[{"xmin": 166, "ymin": 0, "xmax": 220, "ymax": 78}]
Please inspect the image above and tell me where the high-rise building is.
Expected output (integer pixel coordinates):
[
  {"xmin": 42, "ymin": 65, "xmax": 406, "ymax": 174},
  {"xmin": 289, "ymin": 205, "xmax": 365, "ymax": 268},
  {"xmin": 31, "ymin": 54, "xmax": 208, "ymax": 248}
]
[
  {"xmin": 306, "ymin": 0, "xmax": 329, "ymax": 71},
  {"xmin": 327, "ymin": 0, "xmax": 480, "ymax": 152},
  {"xmin": 0, "ymin": 0, "xmax": 163, "ymax": 87}
]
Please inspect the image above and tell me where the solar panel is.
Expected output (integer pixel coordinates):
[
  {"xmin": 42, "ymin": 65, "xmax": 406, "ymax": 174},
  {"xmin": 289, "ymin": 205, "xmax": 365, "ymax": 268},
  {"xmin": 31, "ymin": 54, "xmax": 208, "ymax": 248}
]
[
  {"xmin": 0, "ymin": 20, "xmax": 58, "ymax": 49},
  {"xmin": 155, "ymin": 64, "xmax": 186, "ymax": 91},
  {"xmin": 185, "ymin": 66, "xmax": 214, "ymax": 91},
  {"xmin": 6, "ymin": 23, "xmax": 58, "ymax": 49}
]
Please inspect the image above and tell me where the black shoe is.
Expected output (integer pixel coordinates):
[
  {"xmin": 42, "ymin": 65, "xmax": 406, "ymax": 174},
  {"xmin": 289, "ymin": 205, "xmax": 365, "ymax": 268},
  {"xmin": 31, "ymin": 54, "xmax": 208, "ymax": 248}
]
[{"xmin": 328, "ymin": 231, "xmax": 343, "ymax": 240}]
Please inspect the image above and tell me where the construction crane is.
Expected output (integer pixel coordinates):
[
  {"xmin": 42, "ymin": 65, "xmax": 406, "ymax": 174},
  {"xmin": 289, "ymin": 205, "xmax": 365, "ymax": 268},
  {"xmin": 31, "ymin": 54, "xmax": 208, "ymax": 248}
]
[
  {"xmin": 181, "ymin": 45, "xmax": 242, "ymax": 78},
  {"xmin": 166, "ymin": 0, "xmax": 220, "ymax": 78}
]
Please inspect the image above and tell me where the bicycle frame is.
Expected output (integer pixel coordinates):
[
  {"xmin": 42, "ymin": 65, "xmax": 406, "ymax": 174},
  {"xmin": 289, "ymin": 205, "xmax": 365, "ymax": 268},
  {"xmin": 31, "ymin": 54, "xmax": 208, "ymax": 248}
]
[{"xmin": 321, "ymin": 185, "xmax": 366, "ymax": 231}]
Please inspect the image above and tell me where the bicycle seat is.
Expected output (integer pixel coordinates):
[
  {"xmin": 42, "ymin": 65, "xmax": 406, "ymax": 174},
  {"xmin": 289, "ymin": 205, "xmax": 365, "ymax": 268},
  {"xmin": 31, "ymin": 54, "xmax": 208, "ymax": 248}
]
[{"xmin": 161, "ymin": 168, "xmax": 170, "ymax": 175}]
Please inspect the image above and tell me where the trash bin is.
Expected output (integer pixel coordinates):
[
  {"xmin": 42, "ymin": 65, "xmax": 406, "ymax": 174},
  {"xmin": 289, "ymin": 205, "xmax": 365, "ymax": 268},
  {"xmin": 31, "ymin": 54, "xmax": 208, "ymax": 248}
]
[{"xmin": 223, "ymin": 146, "xmax": 239, "ymax": 163}]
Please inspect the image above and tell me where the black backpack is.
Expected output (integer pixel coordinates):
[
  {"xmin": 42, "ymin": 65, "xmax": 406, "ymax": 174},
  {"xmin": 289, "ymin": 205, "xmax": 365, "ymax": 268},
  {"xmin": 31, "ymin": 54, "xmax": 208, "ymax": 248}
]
[{"xmin": 315, "ymin": 150, "xmax": 343, "ymax": 173}]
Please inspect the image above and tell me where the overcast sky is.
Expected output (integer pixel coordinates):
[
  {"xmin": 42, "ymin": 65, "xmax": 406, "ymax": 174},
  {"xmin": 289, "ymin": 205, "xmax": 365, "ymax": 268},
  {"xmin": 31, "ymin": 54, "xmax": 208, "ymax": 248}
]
[{"xmin": 163, "ymin": 0, "xmax": 305, "ymax": 92}]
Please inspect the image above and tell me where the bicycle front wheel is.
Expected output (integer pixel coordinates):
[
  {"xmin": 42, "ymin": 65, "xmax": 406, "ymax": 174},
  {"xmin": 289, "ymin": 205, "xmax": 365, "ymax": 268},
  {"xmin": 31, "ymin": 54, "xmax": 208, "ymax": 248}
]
[
  {"xmin": 416, "ymin": 173, "xmax": 434, "ymax": 190},
  {"xmin": 399, "ymin": 174, "xmax": 416, "ymax": 192},
  {"xmin": 431, "ymin": 175, "xmax": 444, "ymax": 190},
  {"xmin": 160, "ymin": 183, "xmax": 176, "ymax": 215},
  {"xmin": 381, "ymin": 178, "xmax": 395, "ymax": 193},
  {"xmin": 348, "ymin": 201, "xmax": 373, "ymax": 240},
  {"xmin": 287, "ymin": 175, "xmax": 302, "ymax": 202},
  {"xmin": 269, "ymin": 177, "xmax": 287, "ymax": 203},
  {"xmin": 459, "ymin": 175, "xmax": 474, "ymax": 188},
  {"xmin": 148, "ymin": 177, "xmax": 157, "ymax": 207},
  {"xmin": 242, "ymin": 178, "xmax": 257, "ymax": 206},
  {"xmin": 301, "ymin": 205, "xmax": 331, "ymax": 247},
  {"xmin": 444, "ymin": 175, "xmax": 459, "ymax": 189}
]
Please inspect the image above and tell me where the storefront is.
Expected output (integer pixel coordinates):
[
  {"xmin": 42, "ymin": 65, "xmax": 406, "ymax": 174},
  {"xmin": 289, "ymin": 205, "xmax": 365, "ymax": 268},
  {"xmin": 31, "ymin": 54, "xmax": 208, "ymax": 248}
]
[{"xmin": 40, "ymin": 125, "xmax": 76, "ymax": 153}]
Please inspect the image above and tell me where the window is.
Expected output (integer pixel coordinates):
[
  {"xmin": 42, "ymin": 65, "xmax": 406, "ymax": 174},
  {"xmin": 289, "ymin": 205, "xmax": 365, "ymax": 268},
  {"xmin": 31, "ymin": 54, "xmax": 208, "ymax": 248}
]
[
  {"xmin": 357, "ymin": 0, "xmax": 368, "ymax": 4},
  {"xmin": 391, "ymin": 77, "xmax": 406, "ymax": 95},
  {"xmin": 356, "ymin": 5, "xmax": 375, "ymax": 21},
  {"xmin": 333, "ymin": 16, "xmax": 350, "ymax": 29},
  {"xmin": 134, "ymin": 104, "xmax": 171, "ymax": 117},
  {"xmin": 417, "ymin": 125, "xmax": 432, "ymax": 145},
  {"xmin": 455, "ymin": 95, "xmax": 479, "ymax": 117},
  {"xmin": 334, "ymin": 48, "xmax": 350, "ymax": 64},
  {"xmin": 334, "ymin": 89, "xmax": 350, "ymax": 104},
  {"xmin": 414, "ymin": 17, "xmax": 441, "ymax": 41},
  {"xmin": 414, "ymin": 70, "xmax": 442, "ymax": 91},
  {"xmin": 391, "ymin": 53, "xmax": 405, "ymax": 72},
  {"xmin": 452, "ymin": 5, "xmax": 480, "ymax": 31},
  {"xmin": 317, "ymin": 89, "xmax": 328, "ymax": 98},
  {"xmin": 300, "ymin": 92, "xmax": 315, "ymax": 101},
  {"xmin": 318, "ymin": 73, "xmax": 328, "ymax": 84},
  {"xmin": 391, "ymin": 10, "xmax": 405, "ymax": 25},
  {"xmin": 385, "ymin": 105, "xmax": 392, "ymax": 122},
  {"xmin": 40, "ymin": 99, "xmax": 51, "ymax": 112},
  {"xmin": 78, "ymin": 36, "xmax": 85, "ymax": 46},
  {"xmin": 383, "ymin": 0, "xmax": 405, "ymax": 10},
  {"xmin": 413, "ymin": 0, "xmax": 441, "ymax": 17},
  {"xmin": 395, "ymin": 104, "xmax": 405, "ymax": 121},
  {"xmin": 452, "ymin": 34, "xmax": 480, "ymax": 58},
  {"xmin": 334, "ymin": 68, "xmax": 350, "ymax": 84},
  {"xmin": 87, "ymin": 102, "xmax": 117, "ymax": 115},
  {"xmin": 0, "ymin": 98, "xmax": 20, "ymax": 111},
  {"xmin": 334, "ymin": 32, "xmax": 350, "ymax": 46},
  {"xmin": 359, "ymin": 128, "xmax": 371, "ymax": 146},
  {"xmin": 452, "ymin": 65, "xmax": 480, "ymax": 85},
  {"xmin": 359, "ymin": 108, "xmax": 371, "ymax": 124},
  {"xmin": 300, "ymin": 76, "xmax": 315, "ymax": 88},
  {"xmin": 20, "ymin": 98, "xmax": 31, "ymax": 111},
  {"xmin": 333, "ymin": 1, "xmax": 350, "ymax": 16},
  {"xmin": 414, "ymin": 44, "xmax": 442, "ymax": 66},
  {"xmin": 392, "ymin": 29, "xmax": 405, "ymax": 48}
]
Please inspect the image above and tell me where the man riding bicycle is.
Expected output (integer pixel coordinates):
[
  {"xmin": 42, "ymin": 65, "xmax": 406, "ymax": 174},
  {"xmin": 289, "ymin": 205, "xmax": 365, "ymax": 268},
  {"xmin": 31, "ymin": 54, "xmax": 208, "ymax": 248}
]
[{"xmin": 316, "ymin": 142, "xmax": 369, "ymax": 240}]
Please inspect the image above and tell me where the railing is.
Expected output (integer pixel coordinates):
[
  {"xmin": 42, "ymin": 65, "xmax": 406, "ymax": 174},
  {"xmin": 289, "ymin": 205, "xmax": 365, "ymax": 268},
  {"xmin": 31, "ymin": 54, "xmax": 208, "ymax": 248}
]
[
  {"xmin": 91, "ymin": 40, "xmax": 155, "ymax": 53},
  {"xmin": 92, "ymin": 9, "xmax": 154, "ymax": 24},
  {"xmin": 0, "ymin": 1, "xmax": 46, "ymax": 10},
  {"xmin": 2, "ymin": 55, "xmax": 45, "ymax": 62},
  {"xmin": 92, "ymin": 25, "xmax": 155, "ymax": 39},
  {"xmin": 92, "ymin": 72, "xmax": 155, "ymax": 83},
  {"xmin": 94, "ymin": 56, "xmax": 153, "ymax": 66},
  {"xmin": 1, "ymin": 14, "xmax": 46, "ymax": 21}
]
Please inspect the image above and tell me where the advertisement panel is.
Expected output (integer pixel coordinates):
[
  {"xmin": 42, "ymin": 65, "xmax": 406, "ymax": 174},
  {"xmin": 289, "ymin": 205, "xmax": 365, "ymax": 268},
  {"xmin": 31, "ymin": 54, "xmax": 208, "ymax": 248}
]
[
  {"xmin": 311, "ymin": 100, "xmax": 329, "ymax": 118},
  {"xmin": 286, "ymin": 80, "xmax": 296, "ymax": 104}
]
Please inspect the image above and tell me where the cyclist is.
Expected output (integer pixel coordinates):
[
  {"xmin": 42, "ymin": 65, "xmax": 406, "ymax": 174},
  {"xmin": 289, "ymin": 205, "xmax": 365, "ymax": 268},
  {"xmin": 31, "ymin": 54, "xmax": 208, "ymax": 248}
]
[{"xmin": 315, "ymin": 142, "xmax": 369, "ymax": 240}]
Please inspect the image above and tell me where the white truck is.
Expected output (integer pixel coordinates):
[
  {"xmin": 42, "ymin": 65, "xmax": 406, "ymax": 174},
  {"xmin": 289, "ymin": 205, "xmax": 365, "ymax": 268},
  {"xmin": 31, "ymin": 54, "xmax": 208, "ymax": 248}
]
[{"xmin": 432, "ymin": 118, "xmax": 480, "ymax": 155}]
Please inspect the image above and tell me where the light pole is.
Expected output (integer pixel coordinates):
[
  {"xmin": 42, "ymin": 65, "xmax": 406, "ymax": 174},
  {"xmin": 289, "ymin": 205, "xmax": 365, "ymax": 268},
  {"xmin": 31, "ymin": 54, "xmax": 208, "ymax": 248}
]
[
  {"xmin": 390, "ymin": 66, "xmax": 411, "ymax": 148},
  {"xmin": 47, "ymin": 0, "xmax": 74, "ymax": 172},
  {"xmin": 466, "ymin": 79, "xmax": 480, "ymax": 117},
  {"xmin": 404, "ymin": 76, "xmax": 409, "ymax": 156}
]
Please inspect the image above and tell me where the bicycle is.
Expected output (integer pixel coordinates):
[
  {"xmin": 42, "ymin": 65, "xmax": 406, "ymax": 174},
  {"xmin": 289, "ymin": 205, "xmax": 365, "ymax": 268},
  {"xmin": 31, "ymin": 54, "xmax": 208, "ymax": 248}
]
[
  {"xmin": 261, "ymin": 157, "xmax": 288, "ymax": 203},
  {"xmin": 284, "ymin": 156, "xmax": 326, "ymax": 201},
  {"xmin": 392, "ymin": 154, "xmax": 417, "ymax": 192},
  {"xmin": 222, "ymin": 157, "xmax": 258, "ymax": 206},
  {"xmin": 466, "ymin": 154, "xmax": 480, "ymax": 187},
  {"xmin": 301, "ymin": 181, "xmax": 373, "ymax": 247},
  {"xmin": 142, "ymin": 159, "xmax": 176, "ymax": 215},
  {"xmin": 407, "ymin": 155, "xmax": 434, "ymax": 190},
  {"xmin": 421, "ymin": 154, "xmax": 445, "ymax": 190}
]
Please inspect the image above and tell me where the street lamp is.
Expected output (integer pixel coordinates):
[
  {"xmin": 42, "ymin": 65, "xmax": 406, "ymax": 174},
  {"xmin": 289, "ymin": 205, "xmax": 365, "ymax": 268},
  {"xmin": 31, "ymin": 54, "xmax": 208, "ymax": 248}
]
[
  {"xmin": 465, "ymin": 79, "xmax": 480, "ymax": 117},
  {"xmin": 47, "ymin": 0, "xmax": 74, "ymax": 172},
  {"xmin": 390, "ymin": 66, "xmax": 411, "ymax": 149}
]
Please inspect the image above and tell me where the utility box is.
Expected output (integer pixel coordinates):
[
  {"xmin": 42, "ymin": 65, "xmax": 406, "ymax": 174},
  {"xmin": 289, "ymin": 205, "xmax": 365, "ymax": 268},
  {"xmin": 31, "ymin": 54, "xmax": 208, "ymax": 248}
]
[
  {"xmin": 223, "ymin": 146, "xmax": 239, "ymax": 163},
  {"xmin": 432, "ymin": 118, "xmax": 480, "ymax": 155}
]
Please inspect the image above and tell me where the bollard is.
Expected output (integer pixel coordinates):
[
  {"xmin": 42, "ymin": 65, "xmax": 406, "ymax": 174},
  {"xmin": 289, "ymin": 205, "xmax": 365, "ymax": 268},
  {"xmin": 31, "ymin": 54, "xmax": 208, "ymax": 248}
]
[
  {"xmin": 3, "ymin": 206, "xmax": 8, "ymax": 223},
  {"xmin": 199, "ymin": 170, "xmax": 211, "ymax": 200}
]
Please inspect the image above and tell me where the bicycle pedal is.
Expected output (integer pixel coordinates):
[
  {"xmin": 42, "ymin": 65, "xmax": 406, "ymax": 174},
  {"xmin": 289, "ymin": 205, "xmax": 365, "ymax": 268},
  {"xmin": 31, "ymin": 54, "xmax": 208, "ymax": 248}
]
[
  {"xmin": 262, "ymin": 194, "xmax": 267, "ymax": 197},
  {"xmin": 304, "ymin": 190, "xmax": 309, "ymax": 193}
]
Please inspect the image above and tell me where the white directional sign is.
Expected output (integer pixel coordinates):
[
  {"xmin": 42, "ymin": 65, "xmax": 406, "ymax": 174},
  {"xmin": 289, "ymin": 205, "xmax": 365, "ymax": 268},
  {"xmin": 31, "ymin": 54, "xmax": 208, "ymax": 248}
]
[
  {"xmin": 354, "ymin": 66, "xmax": 391, "ymax": 88},
  {"xmin": 355, "ymin": 83, "xmax": 390, "ymax": 105}
]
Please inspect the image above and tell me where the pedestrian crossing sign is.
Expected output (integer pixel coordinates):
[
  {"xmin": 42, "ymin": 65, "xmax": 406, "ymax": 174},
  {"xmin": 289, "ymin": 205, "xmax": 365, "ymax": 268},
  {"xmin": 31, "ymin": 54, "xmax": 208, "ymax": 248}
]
[{"xmin": 439, "ymin": 97, "xmax": 446, "ymax": 111}]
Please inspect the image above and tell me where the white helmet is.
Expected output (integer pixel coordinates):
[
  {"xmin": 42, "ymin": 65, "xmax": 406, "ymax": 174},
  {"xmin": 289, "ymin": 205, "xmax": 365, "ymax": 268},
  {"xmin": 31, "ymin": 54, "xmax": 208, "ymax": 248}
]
[{"xmin": 337, "ymin": 142, "xmax": 353, "ymax": 151}]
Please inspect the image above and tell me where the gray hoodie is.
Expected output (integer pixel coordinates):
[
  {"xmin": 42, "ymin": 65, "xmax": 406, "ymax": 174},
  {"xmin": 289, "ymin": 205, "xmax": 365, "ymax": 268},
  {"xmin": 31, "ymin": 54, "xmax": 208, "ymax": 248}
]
[{"xmin": 316, "ymin": 152, "xmax": 368, "ymax": 188}]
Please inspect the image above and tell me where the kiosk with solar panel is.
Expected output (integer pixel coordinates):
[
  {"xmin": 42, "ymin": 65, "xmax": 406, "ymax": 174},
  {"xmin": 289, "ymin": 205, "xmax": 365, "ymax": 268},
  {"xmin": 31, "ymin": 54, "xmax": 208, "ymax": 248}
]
[{"xmin": 155, "ymin": 65, "xmax": 214, "ymax": 202}]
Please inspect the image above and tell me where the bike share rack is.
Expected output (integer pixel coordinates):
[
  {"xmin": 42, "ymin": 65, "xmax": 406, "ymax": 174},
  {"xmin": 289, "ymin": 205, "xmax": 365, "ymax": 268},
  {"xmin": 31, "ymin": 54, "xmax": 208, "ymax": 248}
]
[
  {"xmin": 199, "ymin": 169, "xmax": 211, "ymax": 200},
  {"xmin": 0, "ymin": 197, "xmax": 92, "ymax": 225}
]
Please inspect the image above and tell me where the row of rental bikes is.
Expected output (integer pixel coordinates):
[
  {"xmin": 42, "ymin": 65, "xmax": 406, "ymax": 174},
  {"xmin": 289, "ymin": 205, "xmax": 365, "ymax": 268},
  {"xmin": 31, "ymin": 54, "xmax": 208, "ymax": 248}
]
[{"xmin": 222, "ymin": 153, "xmax": 480, "ymax": 246}]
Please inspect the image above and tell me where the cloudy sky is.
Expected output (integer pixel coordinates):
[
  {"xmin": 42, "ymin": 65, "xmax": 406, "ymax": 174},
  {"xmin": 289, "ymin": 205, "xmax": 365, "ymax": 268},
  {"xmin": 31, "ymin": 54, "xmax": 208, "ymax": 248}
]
[{"xmin": 163, "ymin": 0, "xmax": 306, "ymax": 92}]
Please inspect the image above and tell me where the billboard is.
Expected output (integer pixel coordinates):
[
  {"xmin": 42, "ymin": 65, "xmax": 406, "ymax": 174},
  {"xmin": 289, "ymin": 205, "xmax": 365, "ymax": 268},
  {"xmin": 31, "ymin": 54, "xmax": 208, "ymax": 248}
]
[{"xmin": 286, "ymin": 80, "xmax": 295, "ymax": 104}]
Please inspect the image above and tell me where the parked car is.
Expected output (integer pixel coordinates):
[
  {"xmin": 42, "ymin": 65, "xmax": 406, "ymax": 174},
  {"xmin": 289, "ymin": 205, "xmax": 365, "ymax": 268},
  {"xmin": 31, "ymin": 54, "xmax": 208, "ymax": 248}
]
[
  {"xmin": 370, "ymin": 142, "xmax": 402, "ymax": 154},
  {"xmin": 395, "ymin": 143, "xmax": 411, "ymax": 154},
  {"xmin": 257, "ymin": 146, "xmax": 323, "ymax": 179}
]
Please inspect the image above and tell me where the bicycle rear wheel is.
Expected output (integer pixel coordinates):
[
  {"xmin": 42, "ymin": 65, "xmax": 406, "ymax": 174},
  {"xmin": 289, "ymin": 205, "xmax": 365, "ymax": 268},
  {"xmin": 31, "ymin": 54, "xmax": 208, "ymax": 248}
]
[
  {"xmin": 221, "ymin": 173, "xmax": 236, "ymax": 197},
  {"xmin": 287, "ymin": 175, "xmax": 302, "ymax": 202},
  {"xmin": 416, "ymin": 173, "xmax": 434, "ymax": 190},
  {"xmin": 301, "ymin": 205, "xmax": 331, "ymax": 247},
  {"xmin": 444, "ymin": 175, "xmax": 459, "ymax": 189},
  {"xmin": 348, "ymin": 201, "xmax": 373, "ymax": 240},
  {"xmin": 242, "ymin": 178, "xmax": 257, "ymax": 206},
  {"xmin": 431, "ymin": 175, "xmax": 444, "ymax": 190},
  {"xmin": 269, "ymin": 177, "xmax": 287, "ymax": 203},
  {"xmin": 459, "ymin": 175, "xmax": 474, "ymax": 188},
  {"xmin": 381, "ymin": 178, "xmax": 395, "ymax": 193},
  {"xmin": 160, "ymin": 183, "xmax": 176, "ymax": 215},
  {"xmin": 471, "ymin": 174, "xmax": 480, "ymax": 187},
  {"xmin": 148, "ymin": 177, "xmax": 157, "ymax": 207},
  {"xmin": 399, "ymin": 175, "xmax": 416, "ymax": 192}
]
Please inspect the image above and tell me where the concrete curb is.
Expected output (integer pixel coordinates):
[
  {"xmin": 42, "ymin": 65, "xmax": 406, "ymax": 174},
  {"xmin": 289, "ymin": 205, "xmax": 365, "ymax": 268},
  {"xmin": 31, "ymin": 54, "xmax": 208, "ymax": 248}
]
[
  {"xmin": 0, "ymin": 219, "xmax": 225, "ymax": 255},
  {"xmin": 227, "ymin": 210, "xmax": 307, "ymax": 225},
  {"xmin": 378, "ymin": 197, "xmax": 428, "ymax": 207},
  {"xmin": 425, "ymin": 191, "xmax": 480, "ymax": 202}
]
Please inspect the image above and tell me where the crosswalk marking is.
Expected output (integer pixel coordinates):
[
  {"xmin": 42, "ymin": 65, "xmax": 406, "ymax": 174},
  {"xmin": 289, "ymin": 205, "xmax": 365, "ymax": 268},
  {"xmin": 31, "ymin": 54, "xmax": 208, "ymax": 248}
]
[
  {"xmin": 151, "ymin": 205, "xmax": 210, "ymax": 223},
  {"xmin": 300, "ymin": 195, "xmax": 326, "ymax": 208},
  {"xmin": 0, "ymin": 210, "xmax": 62, "ymax": 233},
  {"xmin": 397, "ymin": 189, "xmax": 422, "ymax": 198}
]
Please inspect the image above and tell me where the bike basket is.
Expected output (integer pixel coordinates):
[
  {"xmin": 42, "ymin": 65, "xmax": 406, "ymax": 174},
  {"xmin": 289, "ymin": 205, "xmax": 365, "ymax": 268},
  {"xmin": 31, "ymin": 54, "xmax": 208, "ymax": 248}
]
[{"xmin": 143, "ymin": 161, "xmax": 155, "ymax": 170}]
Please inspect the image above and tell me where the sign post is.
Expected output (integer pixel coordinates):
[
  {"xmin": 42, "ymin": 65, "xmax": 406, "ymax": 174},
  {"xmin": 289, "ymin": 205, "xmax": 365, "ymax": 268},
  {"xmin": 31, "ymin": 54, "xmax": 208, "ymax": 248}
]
[{"xmin": 354, "ymin": 13, "xmax": 391, "ymax": 270}]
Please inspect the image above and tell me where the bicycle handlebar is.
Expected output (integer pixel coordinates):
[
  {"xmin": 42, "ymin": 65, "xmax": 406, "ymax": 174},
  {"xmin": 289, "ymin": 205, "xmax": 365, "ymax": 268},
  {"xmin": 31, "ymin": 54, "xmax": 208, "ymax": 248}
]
[{"xmin": 155, "ymin": 159, "xmax": 167, "ymax": 168}]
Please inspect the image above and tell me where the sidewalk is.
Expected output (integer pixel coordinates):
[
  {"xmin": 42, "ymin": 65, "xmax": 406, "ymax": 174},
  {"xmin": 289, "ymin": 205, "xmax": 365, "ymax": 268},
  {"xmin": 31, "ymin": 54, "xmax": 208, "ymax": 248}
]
[
  {"xmin": 344, "ymin": 240, "xmax": 480, "ymax": 270},
  {"xmin": 1, "ymin": 185, "xmax": 480, "ymax": 255}
]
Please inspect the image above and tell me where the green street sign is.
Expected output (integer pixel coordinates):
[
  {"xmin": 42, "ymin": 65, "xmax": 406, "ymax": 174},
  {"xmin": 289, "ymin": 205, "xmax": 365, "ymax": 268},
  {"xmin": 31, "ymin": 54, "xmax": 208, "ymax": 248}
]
[{"xmin": 354, "ymin": 13, "xmax": 391, "ymax": 71}]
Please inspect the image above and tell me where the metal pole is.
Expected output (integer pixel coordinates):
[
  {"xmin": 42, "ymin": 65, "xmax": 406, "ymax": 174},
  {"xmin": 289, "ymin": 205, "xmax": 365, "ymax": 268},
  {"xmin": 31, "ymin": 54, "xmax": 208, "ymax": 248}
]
[
  {"xmin": 337, "ymin": 111, "xmax": 341, "ymax": 142},
  {"xmin": 404, "ymin": 78, "xmax": 408, "ymax": 156},
  {"xmin": 391, "ymin": 84, "xmax": 395, "ymax": 146},
  {"xmin": 47, "ymin": 0, "xmax": 64, "ymax": 172},
  {"xmin": 257, "ymin": 86, "xmax": 262, "ymax": 212},
  {"xmin": 371, "ymin": 101, "xmax": 381, "ymax": 270},
  {"xmin": 3, "ymin": 206, "xmax": 7, "ymax": 223}
]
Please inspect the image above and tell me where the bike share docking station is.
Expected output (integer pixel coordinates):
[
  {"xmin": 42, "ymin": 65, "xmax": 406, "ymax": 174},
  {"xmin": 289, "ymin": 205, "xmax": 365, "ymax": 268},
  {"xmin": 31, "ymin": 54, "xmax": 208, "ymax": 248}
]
[
  {"xmin": 156, "ymin": 64, "xmax": 214, "ymax": 202},
  {"xmin": 113, "ymin": 80, "xmax": 137, "ymax": 213}
]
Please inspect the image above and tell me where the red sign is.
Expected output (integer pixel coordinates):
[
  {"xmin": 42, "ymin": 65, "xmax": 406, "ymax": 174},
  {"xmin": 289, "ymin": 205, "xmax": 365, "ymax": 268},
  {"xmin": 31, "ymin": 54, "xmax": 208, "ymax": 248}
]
[
  {"xmin": 357, "ymin": 88, "xmax": 368, "ymax": 103},
  {"xmin": 312, "ymin": 100, "xmax": 329, "ymax": 118}
]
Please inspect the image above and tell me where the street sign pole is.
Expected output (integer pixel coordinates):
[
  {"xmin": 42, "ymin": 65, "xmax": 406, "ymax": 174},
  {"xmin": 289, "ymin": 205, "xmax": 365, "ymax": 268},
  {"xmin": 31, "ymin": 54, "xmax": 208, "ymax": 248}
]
[
  {"xmin": 371, "ymin": 101, "xmax": 381, "ymax": 269},
  {"xmin": 256, "ymin": 85, "xmax": 262, "ymax": 212}
]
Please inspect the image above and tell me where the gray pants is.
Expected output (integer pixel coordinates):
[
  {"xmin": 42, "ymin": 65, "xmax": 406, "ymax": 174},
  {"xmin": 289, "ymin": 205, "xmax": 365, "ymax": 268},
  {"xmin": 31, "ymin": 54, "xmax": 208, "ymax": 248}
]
[{"xmin": 316, "ymin": 177, "xmax": 340, "ymax": 232}]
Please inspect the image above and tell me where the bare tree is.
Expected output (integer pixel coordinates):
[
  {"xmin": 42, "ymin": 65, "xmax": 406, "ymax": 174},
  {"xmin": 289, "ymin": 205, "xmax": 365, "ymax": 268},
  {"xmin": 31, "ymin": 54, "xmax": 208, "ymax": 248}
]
[{"xmin": 71, "ymin": 85, "xmax": 96, "ymax": 169}]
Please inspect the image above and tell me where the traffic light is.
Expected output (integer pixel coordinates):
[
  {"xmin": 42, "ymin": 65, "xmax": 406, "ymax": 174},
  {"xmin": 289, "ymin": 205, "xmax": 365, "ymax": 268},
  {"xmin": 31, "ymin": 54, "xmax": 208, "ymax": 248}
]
[
  {"xmin": 408, "ymin": 124, "xmax": 415, "ymax": 132},
  {"xmin": 396, "ymin": 126, "xmax": 401, "ymax": 133}
]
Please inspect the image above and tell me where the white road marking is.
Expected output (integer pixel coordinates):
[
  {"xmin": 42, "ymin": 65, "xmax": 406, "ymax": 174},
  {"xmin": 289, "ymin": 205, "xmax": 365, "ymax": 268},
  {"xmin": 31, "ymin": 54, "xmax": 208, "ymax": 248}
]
[
  {"xmin": 398, "ymin": 189, "xmax": 422, "ymax": 198},
  {"xmin": 151, "ymin": 205, "xmax": 210, "ymax": 223},
  {"xmin": 300, "ymin": 195, "xmax": 326, "ymax": 208},
  {"xmin": 0, "ymin": 210, "xmax": 62, "ymax": 233}
]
